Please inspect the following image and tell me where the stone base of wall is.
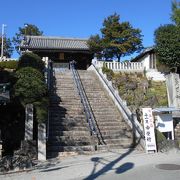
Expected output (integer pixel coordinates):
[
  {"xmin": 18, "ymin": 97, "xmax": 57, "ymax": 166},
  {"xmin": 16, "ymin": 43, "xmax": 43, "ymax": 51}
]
[
  {"xmin": 15, "ymin": 140, "xmax": 37, "ymax": 159},
  {"xmin": 0, "ymin": 143, "xmax": 2, "ymax": 158},
  {"xmin": 0, "ymin": 140, "xmax": 37, "ymax": 172}
]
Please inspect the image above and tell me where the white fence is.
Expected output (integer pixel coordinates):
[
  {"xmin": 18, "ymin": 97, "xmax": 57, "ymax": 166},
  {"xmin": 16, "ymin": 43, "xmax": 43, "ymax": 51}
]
[
  {"xmin": 0, "ymin": 57, "xmax": 17, "ymax": 61},
  {"xmin": 93, "ymin": 60, "xmax": 144, "ymax": 72}
]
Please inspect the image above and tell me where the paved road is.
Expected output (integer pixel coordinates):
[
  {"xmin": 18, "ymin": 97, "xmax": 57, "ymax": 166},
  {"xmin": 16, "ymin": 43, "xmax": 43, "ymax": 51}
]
[{"xmin": 1, "ymin": 149, "xmax": 180, "ymax": 180}]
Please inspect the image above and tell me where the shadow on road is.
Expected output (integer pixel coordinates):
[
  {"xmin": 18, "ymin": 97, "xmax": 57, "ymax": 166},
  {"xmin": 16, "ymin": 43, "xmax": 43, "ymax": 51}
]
[
  {"xmin": 83, "ymin": 148, "xmax": 135, "ymax": 180},
  {"xmin": 83, "ymin": 131, "xmax": 143, "ymax": 180},
  {"xmin": 115, "ymin": 162, "xmax": 134, "ymax": 174},
  {"xmin": 40, "ymin": 165, "xmax": 69, "ymax": 172}
]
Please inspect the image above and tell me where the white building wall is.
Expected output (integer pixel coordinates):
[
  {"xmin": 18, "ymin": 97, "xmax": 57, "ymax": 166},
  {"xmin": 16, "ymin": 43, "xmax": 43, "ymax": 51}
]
[
  {"xmin": 155, "ymin": 114, "xmax": 174, "ymax": 140},
  {"xmin": 139, "ymin": 54, "xmax": 150, "ymax": 71}
]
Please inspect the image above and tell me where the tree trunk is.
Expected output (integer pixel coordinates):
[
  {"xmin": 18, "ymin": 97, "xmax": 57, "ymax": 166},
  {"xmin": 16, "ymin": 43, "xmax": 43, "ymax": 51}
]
[{"xmin": 117, "ymin": 54, "xmax": 121, "ymax": 62}]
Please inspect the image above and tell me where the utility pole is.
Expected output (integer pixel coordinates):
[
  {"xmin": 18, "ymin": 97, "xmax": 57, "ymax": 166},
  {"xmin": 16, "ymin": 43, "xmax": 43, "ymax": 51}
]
[{"xmin": 1, "ymin": 24, "xmax": 7, "ymax": 61}]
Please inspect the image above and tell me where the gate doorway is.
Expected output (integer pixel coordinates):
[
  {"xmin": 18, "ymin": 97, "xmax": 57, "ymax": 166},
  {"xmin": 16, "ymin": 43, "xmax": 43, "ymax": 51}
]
[{"xmin": 53, "ymin": 63, "xmax": 69, "ymax": 72}]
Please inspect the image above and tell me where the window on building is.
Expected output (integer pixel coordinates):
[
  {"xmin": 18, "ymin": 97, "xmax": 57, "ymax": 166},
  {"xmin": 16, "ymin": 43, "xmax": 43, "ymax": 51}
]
[{"xmin": 150, "ymin": 53, "xmax": 156, "ymax": 69}]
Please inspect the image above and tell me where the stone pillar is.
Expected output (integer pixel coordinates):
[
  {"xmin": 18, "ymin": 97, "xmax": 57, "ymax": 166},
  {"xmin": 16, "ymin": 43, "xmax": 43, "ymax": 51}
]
[
  {"xmin": 38, "ymin": 123, "xmax": 46, "ymax": 161},
  {"xmin": 166, "ymin": 73, "xmax": 180, "ymax": 108},
  {"xmin": 25, "ymin": 104, "xmax": 34, "ymax": 140},
  {"xmin": 0, "ymin": 130, "xmax": 2, "ymax": 158},
  {"xmin": 42, "ymin": 57, "xmax": 49, "ymax": 68}
]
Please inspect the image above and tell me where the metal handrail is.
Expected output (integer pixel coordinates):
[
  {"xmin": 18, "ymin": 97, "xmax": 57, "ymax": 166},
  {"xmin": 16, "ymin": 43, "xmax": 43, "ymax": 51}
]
[
  {"xmin": 70, "ymin": 62, "xmax": 104, "ymax": 145},
  {"xmin": 92, "ymin": 63, "xmax": 145, "ymax": 139},
  {"xmin": 46, "ymin": 60, "xmax": 53, "ymax": 140}
]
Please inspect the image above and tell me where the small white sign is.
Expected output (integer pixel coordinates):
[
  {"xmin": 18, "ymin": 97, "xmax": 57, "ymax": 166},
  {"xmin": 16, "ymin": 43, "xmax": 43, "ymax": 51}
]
[{"xmin": 142, "ymin": 108, "xmax": 157, "ymax": 153}]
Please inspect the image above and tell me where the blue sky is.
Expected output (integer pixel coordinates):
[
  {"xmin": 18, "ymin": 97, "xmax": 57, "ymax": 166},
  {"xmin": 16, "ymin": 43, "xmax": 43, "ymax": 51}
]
[{"xmin": 0, "ymin": 0, "xmax": 173, "ymax": 59}]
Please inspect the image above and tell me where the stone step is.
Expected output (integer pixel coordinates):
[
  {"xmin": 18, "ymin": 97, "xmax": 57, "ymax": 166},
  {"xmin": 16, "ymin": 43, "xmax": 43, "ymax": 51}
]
[
  {"xmin": 95, "ymin": 121, "xmax": 125, "ymax": 126},
  {"xmin": 102, "ymin": 132, "xmax": 133, "ymax": 139},
  {"xmin": 49, "ymin": 104, "xmax": 83, "ymax": 108},
  {"xmin": 85, "ymin": 91, "xmax": 106, "ymax": 95},
  {"xmin": 55, "ymin": 83, "xmax": 75, "ymax": 86},
  {"xmin": 47, "ymin": 145, "xmax": 95, "ymax": 154},
  {"xmin": 50, "ymin": 100, "xmax": 81, "ymax": 104},
  {"xmin": 50, "ymin": 114, "xmax": 85, "ymax": 118},
  {"xmin": 55, "ymin": 75, "xmax": 72, "ymax": 77},
  {"xmin": 55, "ymin": 95, "xmax": 80, "ymax": 99},
  {"xmin": 50, "ymin": 95, "xmax": 79, "ymax": 98},
  {"xmin": 81, "ymin": 87, "xmax": 103, "ymax": 90},
  {"xmin": 86, "ymin": 101, "xmax": 111, "ymax": 105},
  {"xmin": 49, "ymin": 116, "xmax": 86, "ymax": 122},
  {"xmin": 54, "ymin": 94, "xmax": 79, "ymax": 98},
  {"xmin": 48, "ymin": 139, "xmax": 92, "ymax": 146},
  {"xmin": 49, "ymin": 126, "xmax": 88, "ymax": 131},
  {"xmin": 55, "ymin": 88, "xmax": 76, "ymax": 91},
  {"xmin": 103, "ymin": 138, "xmax": 132, "ymax": 145},
  {"xmin": 87, "ymin": 98, "xmax": 111, "ymax": 103},
  {"xmin": 55, "ymin": 77, "xmax": 73, "ymax": 79},
  {"xmin": 49, "ymin": 130, "xmax": 91, "ymax": 136},
  {"xmin": 50, "ymin": 118, "xmax": 86, "ymax": 123},
  {"xmin": 86, "ymin": 98, "xmax": 110, "ymax": 102},
  {"xmin": 49, "ymin": 107, "xmax": 84, "ymax": 112},
  {"xmin": 85, "ymin": 95, "xmax": 108, "ymax": 99},
  {"xmin": 49, "ymin": 122, "xmax": 87, "ymax": 128},
  {"xmin": 48, "ymin": 135, "xmax": 91, "ymax": 141},
  {"xmin": 97, "ymin": 125, "xmax": 129, "ymax": 131},
  {"xmin": 91, "ymin": 109, "xmax": 120, "ymax": 114},
  {"xmin": 50, "ymin": 111, "xmax": 85, "ymax": 116},
  {"xmin": 50, "ymin": 116, "xmax": 85, "ymax": 121},
  {"xmin": 55, "ymin": 91, "xmax": 77, "ymax": 95},
  {"xmin": 49, "ymin": 115, "xmax": 86, "ymax": 121},
  {"xmin": 50, "ymin": 103, "xmax": 82, "ymax": 107},
  {"xmin": 99, "ymin": 129, "xmax": 132, "ymax": 137},
  {"xmin": 93, "ymin": 115, "xmax": 122, "ymax": 120},
  {"xmin": 93, "ymin": 111, "xmax": 121, "ymax": 115},
  {"xmin": 97, "ymin": 144, "xmax": 134, "ymax": 151}
]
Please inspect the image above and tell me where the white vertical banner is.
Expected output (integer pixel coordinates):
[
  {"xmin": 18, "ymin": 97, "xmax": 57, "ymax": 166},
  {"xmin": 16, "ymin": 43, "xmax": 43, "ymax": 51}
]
[{"xmin": 142, "ymin": 108, "xmax": 157, "ymax": 153}]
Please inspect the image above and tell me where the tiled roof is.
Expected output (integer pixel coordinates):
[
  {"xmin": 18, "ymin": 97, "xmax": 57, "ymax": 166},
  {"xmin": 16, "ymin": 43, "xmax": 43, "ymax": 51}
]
[
  {"xmin": 20, "ymin": 36, "xmax": 90, "ymax": 50},
  {"xmin": 131, "ymin": 47, "xmax": 155, "ymax": 62}
]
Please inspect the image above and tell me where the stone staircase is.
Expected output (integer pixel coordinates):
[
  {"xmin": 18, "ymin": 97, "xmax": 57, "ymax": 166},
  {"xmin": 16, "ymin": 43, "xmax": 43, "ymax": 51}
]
[
  {"xmin": 146, "ymin": 70, "xmax": 166, "ymax": 81},
  {"xmin": 78, "ymin": 70, "xmax": 134, "ymax": 151},
  {"xmin": 47, "ymin": 71, "xmax": 95, "ymax": 158}
]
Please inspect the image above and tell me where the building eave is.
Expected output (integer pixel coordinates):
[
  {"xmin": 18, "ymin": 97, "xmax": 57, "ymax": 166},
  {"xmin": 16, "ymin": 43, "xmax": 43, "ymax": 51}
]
[{"xmin": 131, "ymin": 47, "xmax": 155, "ymax": 62}]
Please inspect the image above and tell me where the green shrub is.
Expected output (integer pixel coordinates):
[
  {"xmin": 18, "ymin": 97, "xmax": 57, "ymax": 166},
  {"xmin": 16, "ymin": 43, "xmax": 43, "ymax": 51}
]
[
  {"xmin": 0, "ymin": 60, "xmax": 18, "ymax": 70},
  {"xmin": 102, "ymin": 64, "xmax": 114, "ymax": 81},
  {"xmin": 156, "ymin": 59, "xmax": 170, "ymax": 73},
  {"xmin": 15, "ymin": 67, "xmax": 44, "ymax": 81},
  {"xmin": 14, "ymin": 67, "xmax": 47, "ymax": 105},
  {"xmin": 34, "ymin": 98, "xmax": 49, "ymax": 123},
  {"xmin": 18, "ymin": 52, "xmax": 45, "ymax": 73}
]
